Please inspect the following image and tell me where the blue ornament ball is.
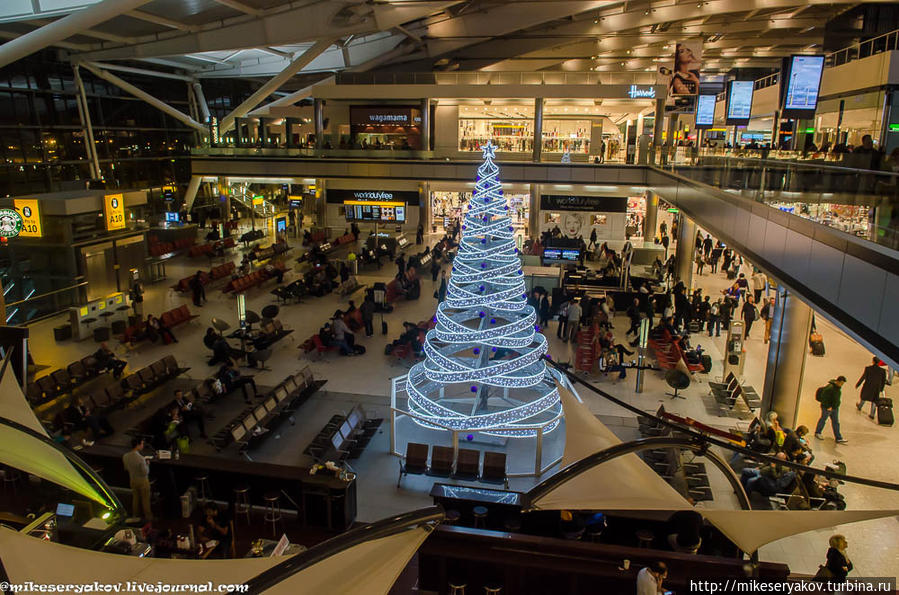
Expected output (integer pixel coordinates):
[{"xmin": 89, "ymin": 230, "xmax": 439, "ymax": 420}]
[
  {"xmin": 470, "ymin": 386, "xmax": 478, "ymax": 393},
  {"xmin": 479, "ymin": 311, "xmax": 485, "ymax": 318},
  {"xmin": 473, "ymin": 348, "xmax": 480, "ymax": 355},
  {"xmin": 466, "ymin": 434, "xmax": 474, "ymax": 441},
  {"xmin": 546, "ymin": 354, "xmax": 552, "ymax": 360},
  {"xmin": 490, "ymin": 318, "xmax": 496, "ymax": 324},
  {"xmin": 492, "ymin": 347, "xmax": 497, "ymax": 352},
  {"xmin": 481, "ymin": 263, "xmax": 486, "ymax": 268},
  {"xmin": 481, "ymin": 239, "xmax": 486, "ymax": 244}
]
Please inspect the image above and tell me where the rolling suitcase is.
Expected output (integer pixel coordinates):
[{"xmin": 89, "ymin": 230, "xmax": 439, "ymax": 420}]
[
  {"xmin": 877, "ymin": 397, "xmax": 894, "ymax": 427},
  {"xmin": 700, "ymin": 354, "xmax": 712, "ymax": 374}
]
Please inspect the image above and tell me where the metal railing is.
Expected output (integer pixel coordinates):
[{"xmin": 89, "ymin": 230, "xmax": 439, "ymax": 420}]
[
  {"xmin": 336, "ymin": 71, "xmax": 658, "ymax": 86},
  {"xmin": 657, "ymin": 151, "xmax": 899, "ymax": 251},
  {"xmin": 3, "ymin": 282, "xmax": 88, "ymax": 326},
  {"xmin": 827, "ymin": 28, "xmax": 899, "ymax": 68}
]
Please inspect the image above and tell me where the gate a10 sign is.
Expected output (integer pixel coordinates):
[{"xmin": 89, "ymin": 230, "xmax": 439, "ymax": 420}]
[
  {"xmin": 104, "ymin": 193, "xmax": 126, "ymax": 231},
  {"xmin": 13, "ymin": 198, "xmax": 42, "ymax": 237}
]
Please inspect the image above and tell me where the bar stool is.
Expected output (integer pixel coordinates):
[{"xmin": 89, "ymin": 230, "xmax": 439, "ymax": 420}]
[
  {"xmin": 448, "ymin": 580, "xmax": 467, "ymax": 595},
  {"xmin": 636, "ymin": 529, "xmax": 654, "ymax": 549},
  {"xmin": 445, "ymin": 510, "xmax": 461, "ymax": 525},
  {"xmin": 484, "ymin": 584, "xmax": 503, "ymax": 595},
  {"xmin": 472, "ymin": 506, "xmax": 488, "ymax": 529},
  {"xmin": 193, "ymin": 474, "xmax": 211, "ymax": 505},
  {"xmin": 502, "ymin": 516, "xmax": 521, "ymax": 532},
  {"xmin": 2, "ymin": 467, "xmax": 21, "ymax": 494},
  {"xmin": 263, "ymin": 491, "xmax": 282, "ymax": 537},
  {"xmin": 234, "ymin": 485, "xmax": 251, "ymax": 525}
]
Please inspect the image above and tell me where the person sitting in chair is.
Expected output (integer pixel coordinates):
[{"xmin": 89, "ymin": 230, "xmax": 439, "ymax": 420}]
[
  {"xmin": 70, "ymin": 396, "xmax": 114, "ymax": 442},
  {"xmin": 173, "ymin": 390, "xmax": 206, "ymax": 439},
  {"xmin": 197, "ymin": 504, "xmax": 232, "ymax": 558},
  {"xmin": 94, "ymin": 342, "xmax": 126, "ymax": 378}
]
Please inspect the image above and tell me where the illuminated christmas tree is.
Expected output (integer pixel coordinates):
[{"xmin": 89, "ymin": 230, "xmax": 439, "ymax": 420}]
[{"xmin": 399, "ymin": 142, "xmax": 563, "ymax": 437}]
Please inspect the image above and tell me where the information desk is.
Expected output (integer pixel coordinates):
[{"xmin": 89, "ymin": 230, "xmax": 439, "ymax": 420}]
[{"xmin": 79, "ymin": 445, "xmax": 357, "ymax": 530}]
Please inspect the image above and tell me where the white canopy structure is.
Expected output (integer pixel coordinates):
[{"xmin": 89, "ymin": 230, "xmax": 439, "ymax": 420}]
[
  {"xmin": 530, "ymin": 381, "xmax": 691, "ymax": 511},
  {"xmin": 0, "ymin": 511, "xmax": 436, "ymax": 594},
  {"xmin": 0, "ymin": 361, "xmax": 114, "ymax": 509},
  {"xmin": 529, "ymin": 380, "xmax": 899, "ymax": 553}
]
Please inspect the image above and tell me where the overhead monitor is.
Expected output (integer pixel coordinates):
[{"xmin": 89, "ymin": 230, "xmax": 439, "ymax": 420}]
[
  {"xmin": 782, "ymin": 55, "xmax": 825, "ymax": 118},
  {"xmin": 344, "ymin": 200, "xmax": 406, "ymax": 223},
  {"xmin": 725, "ymin": 80, "xmax": 754, "ymax": 125},
  {"xmin": 694, "ymin": 94, "xmax": 717, "ymax": 129}
]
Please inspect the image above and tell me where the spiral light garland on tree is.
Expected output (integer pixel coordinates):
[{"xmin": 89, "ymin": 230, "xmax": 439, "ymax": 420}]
[{"xmin": 400, "ymin": 142, "xmax": 563, "ymax": 437}]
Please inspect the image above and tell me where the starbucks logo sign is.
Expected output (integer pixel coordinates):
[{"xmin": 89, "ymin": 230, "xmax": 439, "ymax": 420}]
[{"xmin": 0, "ymin": 208, "xmax": 23, "ymax": 238}]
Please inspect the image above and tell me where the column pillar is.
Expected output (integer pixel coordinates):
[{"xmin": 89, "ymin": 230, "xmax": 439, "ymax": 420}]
[
  {"xmin": 761, "ymin": 288, "xmax": 812, "ymax": 428},
  {"xmin": 420, "ymin": 181, "xmax": 430, "ymax": 231},
  {"xmin": 533, "ymin": 98, "xmax": 544, "ymax": 162},
  {"xmin": 643, "ymin": 191, "xmax": 659, "ymax": 241},
  {"xmin": 316, "ymin": 178, "xmax": 327, "ymax": 229},
  {"xmin": 651, "ymin": 97, "xmax": 665, "ymax": 164},
  {"xmin": 420, "ymin": 98, "xmax": 431, "ymax": 152},
  {"xmin": 528, "ymin": 183, "xmax": 540, "ymax": 240},
  {"xmin": 314, "ymin": 98, "xmax": 324, "ymax": 150},
  {"xmin": 674, "ymin": 215, "xmax": 696, "ymax": 288},
  {"xmin": 72, "ymin": 65, "xmax": 100, "ymax": 179}
]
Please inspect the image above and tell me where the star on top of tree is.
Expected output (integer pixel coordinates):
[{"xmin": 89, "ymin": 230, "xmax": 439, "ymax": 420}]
[{"xmin": 481, "ymin": 141, "xmax": 496, "ymax": 160}]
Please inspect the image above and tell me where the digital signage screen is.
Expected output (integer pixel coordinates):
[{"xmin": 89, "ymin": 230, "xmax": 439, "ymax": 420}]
[
  {"xmin": 694, "ymin": 94, "xmax": 716, "ymax": 128},
  {"xmin": 726, "ymin": 80, "xmax": 754, "ymax": 124},
  {"xmin": 344, "ymin": 201, "xmax": 406, "ymax": 223},
  {"xmin": 782, "ymin": 55, "xmax": 824, "ymax": 117}
]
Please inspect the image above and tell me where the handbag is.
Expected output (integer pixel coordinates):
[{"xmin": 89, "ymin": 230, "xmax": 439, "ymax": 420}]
[{"xmin": 813, "ymin": 565, "xmax": 833, "ymax": 581}]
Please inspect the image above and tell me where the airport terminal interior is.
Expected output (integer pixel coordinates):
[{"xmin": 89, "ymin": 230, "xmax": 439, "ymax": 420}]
[{"xmin": 1, "ymin": 1, "xmax": 899, "ymax": 593}]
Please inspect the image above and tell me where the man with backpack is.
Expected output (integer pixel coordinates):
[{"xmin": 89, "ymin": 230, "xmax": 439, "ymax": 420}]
[{"xmin": 814, "ymin": 376, "xmax": 848, "ymax": 444}]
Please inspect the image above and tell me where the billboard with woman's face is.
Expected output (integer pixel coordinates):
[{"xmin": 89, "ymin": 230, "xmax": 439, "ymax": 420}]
[{"xmin": 660, "ymin": 41, "xmax": 702, "ymax": 96}]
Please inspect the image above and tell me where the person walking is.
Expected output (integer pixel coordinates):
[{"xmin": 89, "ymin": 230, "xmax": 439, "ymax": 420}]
[
  {"xmin": 588, "ymin": 228, "xmax": 597, "ymax": 250},
  {"xmin": 855, "ymin": 356, "xmax": 886, "ymax": 419},
  {"xmin": 360, "ymin": 294, "xmax": 375, "ymax": 337},
  {"xmin": 741, "ymin": 296, "xmax": 757, "ymax": 338},
  {"xmin": 436, "ymin": 270, "xmax": 448, "ymax": 303},
  {"xmin": 823, "ymin": 535, "xmax": 853, "ymax": 583},
  {"xmin": 416, "ymin": 224, "xmax": 424, "ymax": 245},
  {"xmin": 760, "ymin": 297, "xmax": 775, "ymax": 343},
  {"xmin": 556, "ymin": 299, "xmax": 570, "ymax": 340},
  {"xmin": 130, "ymin": 280, "xmax": 144, "ymax": 317},
  {"xmin": 660, "ymin": 232, "xmax": 670, "ymax": 258},
  {"xmin": 122, "ymin": 437, "xmax": 153, "ymax": 522},
  {"xmin": 567, "ymin": 298, "xmax": 583, "ymax": 343},
  {"xmin": 694, "ymin": 250, "xmax": 705, "ymax": 276},
  {"xmin": 814, "ymin": 376, "xmax": 848, "ymax": 443},
  {"xmin": 538, "ymin": 292, "xmax": 550, "ymax": 328},
  {"xmin": 189, "ymin": 271, "xmax": 205, "ymax": 308},
  {"xmin": 750, "ymin": 269, "xmax": 767, "ymax": 303},
  {"xmin": 707, "ymin": 298, "xmax": 721, "ymax": 337},
  {"xmin": 702, "ymin": 234, "xmax": 713, "ymax": 258}
]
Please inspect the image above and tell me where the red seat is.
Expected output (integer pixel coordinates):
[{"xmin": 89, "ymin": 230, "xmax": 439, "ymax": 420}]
[{"xmin": 312, "ymin": 334, "xmax": 337, "ymax": 355}]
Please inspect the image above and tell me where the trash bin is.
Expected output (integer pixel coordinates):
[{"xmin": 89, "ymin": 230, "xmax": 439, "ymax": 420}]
[
  {"xmin": 93, "ymin": 326, "xmax": 110, "ymax": 342},
  {"xmin": 53, "ymin": 324, "xmax": 72, "ymax": 341}
]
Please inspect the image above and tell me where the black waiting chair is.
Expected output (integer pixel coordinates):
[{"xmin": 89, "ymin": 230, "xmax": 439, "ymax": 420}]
[
  {"xmin": 452, "ymin": 448, "xmax": 481, "ymax": 481},
  {"xmin": 428, "ymin": 446, "xmax": 454, "ymax": 478},
  {"xmin": 397, "ymin": 442, "xmax": 429, "ymax": 486}
]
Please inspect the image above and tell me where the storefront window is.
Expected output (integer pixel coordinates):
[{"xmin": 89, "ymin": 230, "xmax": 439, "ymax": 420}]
[
  {"xmin": 459, "ymin": 119, "xmax": 533, "ymax": 152},
  {"xmin": 431, "ymin": 190, "xmax": 529, "ymax": 229},
  {"xmin": 542, "ymin": 120, "xmax": 590, "ymax": 153},
  {"xmin": 350, "ymin": 106, "xmax": 422, "ymax": 150}
]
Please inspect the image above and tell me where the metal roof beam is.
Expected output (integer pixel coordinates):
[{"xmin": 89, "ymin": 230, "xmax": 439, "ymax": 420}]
[
  {"xmin": 126, "ymin": 10, "xmax": 196, "ymax": 32},
  {"xmin": 71, "ymin": 1, "xmax": 457, "ymax": 61},
  {"xmin": 79, "ymin": 61, "xmax": 204, "ymax": 131},
  {"xmin": 220, "ymin": 37, "xmax": 336, "ymax": 133},
  {"xmin": 0, "ymin": 0, "xmax": 151, "ymax": 68}
]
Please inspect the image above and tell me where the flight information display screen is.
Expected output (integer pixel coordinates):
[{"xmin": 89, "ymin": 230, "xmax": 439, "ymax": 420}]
[
  {"xmin": 726, "ymin": 80, "xmax": 754, "ymax": 123},
  {"xmin": 695, "ymin": 94, "xmax": 716, "ymax": 128},
  {"xmin": 345, "ymin": 202, "xmax": 406, "ymax": 222},
  {"xmin": 784, "ymin": 55, "xmax": 824, "ymax": 114}
]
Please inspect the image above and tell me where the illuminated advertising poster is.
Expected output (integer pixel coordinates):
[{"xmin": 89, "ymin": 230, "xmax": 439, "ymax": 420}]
[
  {"xmin": 658, "ymin": 41, "xmax": 702, "ymax": 96},
  {"xmin": 103, "ymin": 193, "xmax": 126, "ymax": 231},
  {"xmin": 13, "ymin": 198, "xmax": 42, "ymax": 237},
  {"xmin": 784, "ymin": 55, "xmax": 824, "ymax": 115},
  {"xmin": 726, "ymin": 81, "xmax": 754, "ymax": 124},
  {"xmin": 694, "ymin": 94, "xmax": 716, "ymax": 128}
]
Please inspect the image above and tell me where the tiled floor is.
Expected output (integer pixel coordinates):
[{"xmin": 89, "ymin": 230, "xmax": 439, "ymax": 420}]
[{"xmin": 23, "ymin": 223, "xmax": 899, "ymax": 578}]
